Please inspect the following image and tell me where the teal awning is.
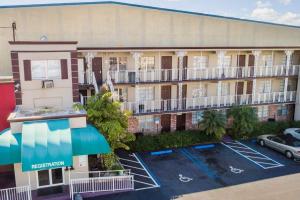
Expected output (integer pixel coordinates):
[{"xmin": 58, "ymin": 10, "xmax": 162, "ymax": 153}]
[
  {"xmin": 71, "ymin": 125, "xmax": 111, "ymax": 155},
  {"xmin": 0, "ymin": 120, "xmax": 111, "ymax": 172},
  {"xmin": 0, "ymin": 129, "xmax": 21, "ymax": 165},
  {"xmin": 21, "ymin": 119, "xmax": 73, "ymax": 172}
]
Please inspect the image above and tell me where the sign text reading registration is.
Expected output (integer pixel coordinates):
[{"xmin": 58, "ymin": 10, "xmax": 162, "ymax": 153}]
[{"xmin": 32, "ymin": 161, "xmax": 65, "ymax": 170}]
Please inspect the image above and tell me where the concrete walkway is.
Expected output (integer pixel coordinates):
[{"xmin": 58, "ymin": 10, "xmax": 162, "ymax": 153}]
[{"xmin": 179, "ymin": 173, "xmax": 300, "ymax": 200}]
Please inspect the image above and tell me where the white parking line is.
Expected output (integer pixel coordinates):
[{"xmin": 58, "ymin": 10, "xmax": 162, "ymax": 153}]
[
  {"xmin": 119, "ymin": 157, "xmax": 140, "ymax": 163},
  {"xmin": 132, "ymin": 153, "xmax": 160, "ymax": 188},
  {"xmin": 222, "ymin": 141, "xmax": 284, "ymax": 169}
]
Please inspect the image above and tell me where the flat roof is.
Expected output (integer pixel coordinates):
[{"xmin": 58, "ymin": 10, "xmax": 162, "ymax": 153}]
[{"xmin": 0, "ymin": 1, "xmax": 300, "ymax": 29}]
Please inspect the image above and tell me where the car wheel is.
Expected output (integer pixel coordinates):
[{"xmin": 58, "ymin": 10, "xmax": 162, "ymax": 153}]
[
  {"xmin": 259, "ymin": 140, "xmax": 265, "ymax": 147},
  {"xmin": 285, "ymin": 151, "xmax": 293, "ymax": 159}
]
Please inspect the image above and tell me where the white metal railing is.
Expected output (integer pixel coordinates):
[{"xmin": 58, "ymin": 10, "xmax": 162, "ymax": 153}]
[
  {"xmin": 121, "ymin": 91, "xmax": 296, "ymax": 114},
  {"xmin": 70, "ymin": 175, "xmax": 134, "ymax": 200},
  {"xmin": 0, "ymin": 186, "xmax": 31, "ymax": 200},
  {"xmin": 109, "ymin": 65, "xmax": 300, "ymax": 83}
]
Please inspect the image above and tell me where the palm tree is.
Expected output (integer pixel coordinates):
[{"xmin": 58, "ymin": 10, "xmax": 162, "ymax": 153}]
[
  {"xmin": 199, "ymin": 110, "xmax": 226, "ymax": 140},
  {"xmin": 227, "ymin": 105, "xmax": 258, "ymax": 139}
]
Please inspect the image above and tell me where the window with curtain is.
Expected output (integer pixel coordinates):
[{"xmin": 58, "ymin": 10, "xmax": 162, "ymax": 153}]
[
  {"xmin": 259, "ymin": 80, "xmax": 272, "ymax": 93},
  {"xmin": 192, "ymin": 111, "xmax": 204, "ymax": 124},
  {"xmin": 279, "ymin": 79, "xmax": 285, "ymax": 92},
  {"xmin": 139, "ymin": 116, "xmax": 155, "ymax": 131},
  {"xmin": 257, "ymin": 106, "xmax": 269, "ymax": 118},
  {"xmin": 221, "ymin": 82, "xmax": 230, "ymax": 96},
  {"xmin": 192, "ymin": 84, "xmax": 208, "ymax": 98},
  {"xmin": 138, "ymin": 87, "xmax": 154, "ymax": 101},
  {"xmin": 193, "ymin": 56, "xmax": 208, "ymax": 69},
  {"xmin": 277, "ymin": 105, "xmax": 288, "ymax": 116},
  {"xmin": 109, "ymin": 57, "xmax": 127, "ymax": 71},
  {"xmin": 263, "ymin": 55, "xmax": 273, "ymax": 67},
  {"xmin": 31, "ymin": 60, "xmax": 61, "ymax": 80},
  {"xmin": 140, "ymin": 56, "xmax": 155, "ymax": 70},
  {"xmin": 223, "ymin": 56, "xmax": 231, "ymax": 68}
]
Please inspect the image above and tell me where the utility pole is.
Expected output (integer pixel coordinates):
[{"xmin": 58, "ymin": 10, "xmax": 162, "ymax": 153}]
[{"xmin": 0, "ymin": 22, "xmax": 17, "ymax": 41}]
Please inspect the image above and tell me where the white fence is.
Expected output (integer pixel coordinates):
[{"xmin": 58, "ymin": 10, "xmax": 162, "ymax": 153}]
[
  {"xmin": 0, "ymin": 186, "xmax": 31, "ymax": 200},
  {"xmin": 121, "ymin": 91, "xmax": 296, "ymax": 114},
  {"xmin": 109, "ymin": 65, "xmax": 300, "ymax": 83},
  {"xmin": 70, "ymin": 175, "xmax": 134, "ymax": 199}
]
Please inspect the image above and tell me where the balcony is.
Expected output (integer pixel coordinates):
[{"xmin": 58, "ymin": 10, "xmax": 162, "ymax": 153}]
[
  {"xmin": 109, "ymin": 65, "xmax": 299, "ymax": 84},
  {"xmin": 121, "ymin": 91, "xmax": 296, "ymax": 115}
]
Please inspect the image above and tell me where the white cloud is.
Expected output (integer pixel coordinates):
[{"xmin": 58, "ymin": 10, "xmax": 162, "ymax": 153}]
[
  {"xmin": 250, "ymin": 1, "xmax": 300, "ymax": 25},
  {"xmin": 256, "ymin": 0, "xmax": 272, "ymax": 8},
  {"xmin": 279, "ymin": 0, "xmax": 292, "ymax": 5}
]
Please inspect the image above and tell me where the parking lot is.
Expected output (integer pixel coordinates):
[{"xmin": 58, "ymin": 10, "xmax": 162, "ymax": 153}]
[{"xmin": 89, "ymin": 140, "xmax": 300, "ymax": 200}]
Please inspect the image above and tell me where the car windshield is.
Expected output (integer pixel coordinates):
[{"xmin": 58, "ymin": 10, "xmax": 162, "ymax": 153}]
[
  {"xmin": 295, "ymin": 129, "xmax": 300, "ymax": 134},
  {"xmin": 291, "ymin": 141, "xmax": 300, "ymax": 147}
]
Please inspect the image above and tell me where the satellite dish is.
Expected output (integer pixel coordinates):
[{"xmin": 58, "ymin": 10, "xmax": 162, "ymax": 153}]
[{"xmin": 40, "ymin": 35, "xmax": 48, "ymax": 41}]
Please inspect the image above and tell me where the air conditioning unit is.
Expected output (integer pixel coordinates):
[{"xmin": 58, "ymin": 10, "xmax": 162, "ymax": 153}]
[{"xmin": 42, "ymin": 80, "xmax": 54, "ymax": 88}]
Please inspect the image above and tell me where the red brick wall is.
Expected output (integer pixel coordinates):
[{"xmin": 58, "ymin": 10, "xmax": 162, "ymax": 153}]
[
  {"xmin": 128, "ymin": 116, "xmax": 139, "ymax": 133},
  {"xmin": 170, "ymin": 114, "xmax": 177, "ymax": 132},
  {"xmin": 185, "ymin": 113, "xmax": 194, "ymax": 130}
]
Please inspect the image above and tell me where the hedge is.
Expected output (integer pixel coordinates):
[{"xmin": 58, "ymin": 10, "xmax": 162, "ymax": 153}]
[
  {"xmin": 129, "ymin": 130, "xmax": 218, "ymax": 152},
  {"xmin": 128, "ymin": 120, "xmax": 300, "ymax": 152}
]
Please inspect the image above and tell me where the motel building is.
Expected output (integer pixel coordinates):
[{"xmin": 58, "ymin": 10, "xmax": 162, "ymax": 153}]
[{"xmin": 1, "ymin": 1, "xmax": 300, "ymax": 199}]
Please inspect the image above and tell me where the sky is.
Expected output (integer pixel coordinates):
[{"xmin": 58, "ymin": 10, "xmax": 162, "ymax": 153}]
[{"xmin": 0, "ymin": 0, "xmax": 300, "ymax": 26}]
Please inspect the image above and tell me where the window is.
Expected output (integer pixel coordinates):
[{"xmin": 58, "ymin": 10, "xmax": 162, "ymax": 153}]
[
  {"xmin": 193, "ymin": 56, "xmax": 208, "ymax": 69},
  {"xmin": 31, "ymin": 60, "xmax": 61, "ymax": 80},
  {"xmin": 277, "ymin": 105, "xmax": 288, "ymax": 116},
  {"xmin": 259, "ymin": 80, "xmax": 272, "ymax": 93},
  {"xmin": 279, "ymin": 79, "xmax": 285, "ymax": 92},
  {"xmin": 192, "ymin": 84, "xmax": 208, "ymax": 98},
  {"xmin": 192, "ymin": 111, "xmax": 204, "ymax": 124},
  {"xmin": 138, "ymin": 87, "xmax": 154, "ymax": 101},
  {"xmin": 114, "ymin": 87, "xmax": 127, "ymax": 102},
  {"xmin": 257, "ymin": 106, "xmax": 269, "ymax": 118},
  {"xmin": 109, "ymin": 57, "xmax": 127, "ymax": 71},
  {"xmin": 262, "ymin": 55, "xmax": 273, "ymax": 67},
  {"xmin": 140, "ymin": 57, "xmax": 155, "ymax": 70},
  {"xmin": 223, "ymin": 56, "xmax": 231, "ymax": 68},
  {"xmin": 221, "ymin": 82, "xmax": 230, "ymax": 96},
  {"xmin": 139, "ymin": 116, "xmax": 155, "ymax": 131}
]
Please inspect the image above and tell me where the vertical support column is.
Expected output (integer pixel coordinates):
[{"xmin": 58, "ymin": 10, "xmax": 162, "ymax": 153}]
[
  {"xmin": 252, "ymin": 79, "xmax": 256, "ymax": 104},
  {"xmin": 84, "ymin": 52, "xmax": 96, "ymax": 84},
  {"xmin": 176, "ymin": 51, "xmax": 187, "ymax": 81},
  {"xmin": 131, "ymin": 52, "xmax": 143, "ymax": 82},
  {"xmin": 286, "ymin": 49, "xmax": 294, "ymax": 72},
  {"xmin": 251, "ymin": 50, "xmax": 261, "ymax": 104},
  {"xmin": 217, "ymin": 81, "xmax": 222, "ymax": 107},
  {"xmin": 284, "ymin": 78, "xmax": 288, "ymax": 101},
  {"xmin": 176, "ymin": 51, "xmax": 186, "ymax": 110},
  {"xmin": 216, "ymin": 50, "xmax": 226, "ymax": 107},
  {"xmin": 131, "ymin": 52, "xmax": 142, "ymax": 113},
  {"xmin": 284, "ymin": 50, "xmax": 293, "ymax": 101}
]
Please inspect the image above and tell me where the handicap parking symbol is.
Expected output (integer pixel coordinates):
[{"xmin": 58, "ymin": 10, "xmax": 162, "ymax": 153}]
[
  {"xmin": 229, "ymin": 166, "xmax": 244, "ymax": 174},
  {"xmin": 179, "ymin": 174, "xmax": 193, "ymax": 183}
]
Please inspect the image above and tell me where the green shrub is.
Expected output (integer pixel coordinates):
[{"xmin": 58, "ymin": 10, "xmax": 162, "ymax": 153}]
[{"xmin": 129, "ymin": 130, "xmax": 218, "ymax": 152}]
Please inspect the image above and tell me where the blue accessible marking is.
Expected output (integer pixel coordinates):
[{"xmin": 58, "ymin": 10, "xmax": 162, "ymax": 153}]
[
  {"xmin": 180, "ymin": 148, "xmax": 218, "ymax": 179},
  {"xmin": 194, "ymin": 144, "xmax": 215, "ymax": 150},
  {"xmin": 151, "ymin": 150, "xmax": 173, "ymax": 156}
]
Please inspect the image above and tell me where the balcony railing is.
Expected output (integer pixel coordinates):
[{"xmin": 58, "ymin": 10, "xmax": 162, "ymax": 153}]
[
  {"xmin": 121, "ymin": 91, "xmax": 296, "ymax": 115},
  {"xmin": 109, "ymin": 65, "xmax": 299, "ymax": 84}
]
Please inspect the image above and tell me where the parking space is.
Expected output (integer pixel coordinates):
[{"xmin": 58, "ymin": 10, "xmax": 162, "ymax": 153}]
[
  {"xmin": 89, "ymin": 140, "xmax": 300, "ymax": 200},
  {"xmin": 222, "ymin": 140, "xmax": 284, "ymax": 169}
]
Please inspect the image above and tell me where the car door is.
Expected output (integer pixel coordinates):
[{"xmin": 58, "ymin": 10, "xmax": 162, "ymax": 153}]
[{"xmin": 269, "ymin": 137, "xmax": 285, "ymax": 152}]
